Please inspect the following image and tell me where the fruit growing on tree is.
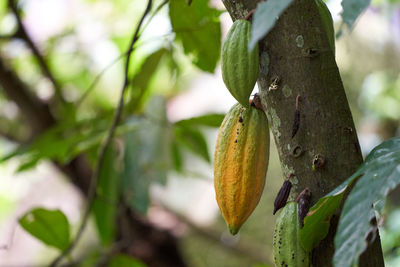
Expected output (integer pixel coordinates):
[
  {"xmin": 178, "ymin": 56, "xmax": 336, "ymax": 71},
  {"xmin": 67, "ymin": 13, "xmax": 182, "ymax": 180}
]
[
  {"xmin": 221, "ymin": 19, "xmax": 259, "ymax": 107},
  {"xmin": 214, "ymin": 102, "xmax": 269, "ymax": 235},
  {"xmin": 273, "ymin": 202, "xmax": 311, "ymax": 267}
]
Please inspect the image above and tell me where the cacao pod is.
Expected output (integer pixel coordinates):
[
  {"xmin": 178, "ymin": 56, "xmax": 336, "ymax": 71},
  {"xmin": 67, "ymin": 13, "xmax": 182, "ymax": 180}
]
[
  {"xmin": 214, "ymin": 103, "xmax": 269, "ymax": 235},
  {"xmin": 222, "ymin": 20, "xmax": 259, "ymax": 107},
  {"xmin": 273, "ymin": 180, "xmax": 292, "ymax": 215},
  {"xmin": 315, "ymin": 0, "xmax": 335, "ymax": 54},
  {"xmin": 273, "ymin": 202, "xmax": 311, "ymax": 267}
]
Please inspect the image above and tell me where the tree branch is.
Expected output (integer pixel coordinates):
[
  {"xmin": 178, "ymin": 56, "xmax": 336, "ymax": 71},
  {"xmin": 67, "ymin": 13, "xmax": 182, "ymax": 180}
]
[
  {"xmin": 49, "ymin": 1, "xmax": 153, "ymax": 265},
  {"xmin": 0, "ymin": 55, "xmax": 93, "ymax": 192},
  {"xmin": 0, "ymin": 117, "xmax": 27, "ymax": 143},
  {"xmin": 8, "ymin": 0, "xmax": 66, "ymax": 105},
  {"xmin": 0, "ymin": 57, "xmax": 55, "ymax": 136}
]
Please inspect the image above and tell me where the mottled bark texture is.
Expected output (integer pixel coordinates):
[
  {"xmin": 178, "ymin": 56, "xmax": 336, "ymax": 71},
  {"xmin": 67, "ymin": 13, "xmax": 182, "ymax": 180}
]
[{"xmin": 222, "ymin": 0, "xmax": 384, "ymax": 266}]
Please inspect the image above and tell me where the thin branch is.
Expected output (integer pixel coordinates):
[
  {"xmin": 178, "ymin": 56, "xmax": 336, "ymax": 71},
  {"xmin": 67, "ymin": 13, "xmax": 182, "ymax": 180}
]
[
  {"xmin": 141, "ymin": 0, "xmax": 169, "ymax": 31},
  {"xmin": 48, "ymin": 1, "xmax": 153, "ymax": 266},
  {"xmin": 8, "ymin": 0, "xmax": 66, "ymax": 105},
  {"xmin": 75, "ymin": 0, "xmax": 170, "ymax": 108},
  {"xmin": 0, "ymin": 57, "xmax": 55, "ymax": 135},
  {"xmin": 0, "ymin": 127, "xmax": 24, "ymax": 143},
  {"xmin": 75, "ymin": 53, "xmax": 125, "ymax": 108}
]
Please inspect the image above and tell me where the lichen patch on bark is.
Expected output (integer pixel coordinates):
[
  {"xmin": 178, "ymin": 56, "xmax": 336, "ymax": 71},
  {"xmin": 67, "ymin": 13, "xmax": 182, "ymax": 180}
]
[{"xmin": 282, "ymin": 84, "xmax": 292, "ymax": 98}]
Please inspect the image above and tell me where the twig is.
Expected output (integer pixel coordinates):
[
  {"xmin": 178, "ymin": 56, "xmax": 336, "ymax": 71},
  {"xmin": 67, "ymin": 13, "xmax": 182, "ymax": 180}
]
[
  {"xmin": 48, "ymin": 1, "xmax": 153, "ymax": 266},
  {"xmin": 8, "ymin": 0, "xmax": 66, "ymax": 105},
  {"xmin": 75, "ymin": 53, "xmax": 125, "ymax": 108},
  {"xmin": 141, "ymin": 0, "xmax": 169, "ymax": 31},
  {"xmin": 75, "ymin": 0, "xmax": 170, "ymax": 108}
]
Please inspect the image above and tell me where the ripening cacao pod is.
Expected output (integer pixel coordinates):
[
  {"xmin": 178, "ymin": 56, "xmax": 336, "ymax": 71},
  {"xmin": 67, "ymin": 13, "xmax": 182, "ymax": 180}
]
[
  {"xmin": 315, "ymin": 0, "xmax": 335, "ymax": 54},
  {"xmin": 222, "ymin": 20, "xmax": 259, "ymax": 107},
  {"xmin": 273, "ymin": 202, "xmax": 311, "ymax": 267},
  {"xmin": 214, "ymin": 103, "xmax": 269, "ymax": 235}
]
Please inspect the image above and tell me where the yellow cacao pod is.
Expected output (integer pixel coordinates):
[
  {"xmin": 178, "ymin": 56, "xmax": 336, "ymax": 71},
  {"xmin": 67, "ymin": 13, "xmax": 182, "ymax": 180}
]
[
  {"xmin": 222, "ymin": 20, "xmax": 259, "ymax": 107},
  {"xmin": 214, "ymin": 103, "xmax": 269, "ymax": 235},
  {"xmin": 273, "ymin": 202, "xmax": 311, "ymax": 267}
]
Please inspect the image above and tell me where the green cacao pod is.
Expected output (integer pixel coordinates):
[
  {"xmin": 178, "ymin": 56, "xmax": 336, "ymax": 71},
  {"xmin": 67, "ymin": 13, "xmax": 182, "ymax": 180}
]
[
  {"xmin": 214, "ymin": 103, "xmax": 269, "ymax": 235},
  {"xmin": 315, "ymin": 0, "xmax": 335, "ymax": 54},
  {"xmin": 273, "ymin": 202, "xmax": 311, "ymax": 267},
  {"xmin": 222, "ymin": 20, "xmax": 259, "ymax": 107}
]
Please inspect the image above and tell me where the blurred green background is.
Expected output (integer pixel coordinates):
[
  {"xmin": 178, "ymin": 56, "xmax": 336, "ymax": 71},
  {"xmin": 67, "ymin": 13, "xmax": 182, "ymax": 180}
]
[{"xmin": 0, "ymin": 0, "xmax": 400, "ymax": 266}]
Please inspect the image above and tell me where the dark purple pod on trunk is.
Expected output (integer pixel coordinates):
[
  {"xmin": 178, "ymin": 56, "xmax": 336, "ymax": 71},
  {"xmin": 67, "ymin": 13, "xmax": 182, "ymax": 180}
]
[{"xmin": 273, "ymin": 180, "xmax": 292, "ymax": 215}]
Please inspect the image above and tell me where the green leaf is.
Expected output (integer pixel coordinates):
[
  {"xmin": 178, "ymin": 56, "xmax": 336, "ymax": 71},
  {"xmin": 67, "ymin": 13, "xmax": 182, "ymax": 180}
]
[
  {"xmin": 334, "ymin": 138, "xmax": 400, "ymax": 267},
  {"xmin": 341, "ymin": 0, "xmax": 371, "ymax": 29},
  {"xmin": 252, "ymin": 264, "xmax": 273, "ymax": 267},
  {"xmin": 171, "ymin": 140, "xmax": 183, "ymax": 172},
  {"xmin": 175, "ymin": 113, "xmax": 225, "ymax": 128},
  {"xmin": 19, "ymin": 208, "xmax": 70, "ymax": 251},
  {"xmin": 299, "ymin": 191, "xmax": 344, "ymax": 252},
  {"xmin": 249, "ymin": 0, "xmax": 293, "ymax": 50},
  {"xmin": 109, "ymin": 254, "xmax": 147, "ymax": 267},
  {"xmin": 130, "ymin": 48, "xmax": 167, "ymax": 104},
  {"xmin": 299, "ymin": 167, "xmax": 361, "ymax": 251},
  {"xmin": 122, "ymin": 96, "xmax": 170, "ymax": 214},
  {"xmin": 174, "ymin": 125, "xmax": 210, "ymax": 162},
  {"xmin": 92, "ymin": 144, "xmax": 121, "ymax": 246},
  {"xmin": 169, "ymin": 0, "xmax": 221, "ymax": 72},
  {"xmin": 299, "ymin": 137, "xmax": 400, "ymax": 253},
  {"xmin": 0, "ymin": 116, "xmax": 141, "ymax": 172},
  {"xmin": 122, "ymin": 129, "xmax": 151, "ymax": 215},
  {"xmin": 77, "ymin": 251, "xmax": 101, "ymax": 267},
  {"xmin": 0, "ymin": 116, "xmax": 112, "ymax": 170}
]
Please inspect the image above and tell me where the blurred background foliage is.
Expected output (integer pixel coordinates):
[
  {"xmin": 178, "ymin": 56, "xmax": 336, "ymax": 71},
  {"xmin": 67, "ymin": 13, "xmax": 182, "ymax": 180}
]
[{"xmin": 0, "ymin": 0, "xmax": 399, "ymax": 266}]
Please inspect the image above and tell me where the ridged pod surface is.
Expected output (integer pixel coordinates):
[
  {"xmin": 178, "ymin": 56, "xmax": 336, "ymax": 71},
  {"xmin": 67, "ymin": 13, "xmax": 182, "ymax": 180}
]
[
  {"xmin": 222, "ymin": 20, "xmax": 259, "ymax": 107},
  {"xmin": 315, "ymin": 0, "xmax": 335, "ymax": 54},
  {"xmin": 273, "ymin": 202, "xmax": 311, "ymax": 267},
  {"xmin": 214, "ymin": 103, "xmax": 269, "ymax": 235}
]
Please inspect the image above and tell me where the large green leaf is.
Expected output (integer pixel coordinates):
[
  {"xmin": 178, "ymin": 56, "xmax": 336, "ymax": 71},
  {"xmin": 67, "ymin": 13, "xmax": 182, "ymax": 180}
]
[
  {"xmin": 171, "ymin": 140, "xmax": 183, "ymax": 172},
  {"xmin": 109, "ymin": 254, "xmax": 146, "ymax": 267},
  {"xmin": 174, "ymin": 124, "xmax": 210, "ymax": 162},
  {"xmin": 299, "ymin": 168, "xmax": 361, "ymax": 251},
  {"xmin": 0, "ymin": 117, "xmax": 111, "ymax": 170},
  {"xmin": 92, "ymin": 145, "xmax": 121, "ymax": 246},
  {"xmin": 175, "ymin": 113, "xmax": 225, "ymax": 128},
  {"xmin": 123, "ymin": 129, "xmax": 151, "ymax": 215},
  {"xmin": 333, "ymin": 138, "xmax": 400, "ymax": 267},
  {"xmin": 169, "ymin": 0, "xmax": 221, "ymax": 72},
  {"xmin": 19, "ymin": 208, "xmax": 70, "ymax": 251},
  {"xmin": 341, "ymin": 0, "xmax": 371, "ymax": 29},
  {"xmin": 130, "ymin": 48, "xmax": 167, "ymax": 107},
  {"xmin": 0, "ymin": 116, "xmax": 141, "ymax": 172},
  {"xmin": 299, "ymin": 188, "xmax": 346, "ymax": 252},
  {"xmin": 249, "ymin": 0, "xmax": 293, "ymax": 50},
  {"xmin": 122, "ymin": 96, "xmax": 170, "ymax": 214},
  {"xmin": 300, "ymin": 137, "xmax": 400, "ymax": 258}
]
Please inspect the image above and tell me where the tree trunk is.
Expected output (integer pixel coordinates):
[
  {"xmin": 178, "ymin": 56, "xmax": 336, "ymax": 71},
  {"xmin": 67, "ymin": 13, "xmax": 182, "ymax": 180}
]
[{"xmin": 221, "ymin": 0, "xmax": 384, "ymax": 266}]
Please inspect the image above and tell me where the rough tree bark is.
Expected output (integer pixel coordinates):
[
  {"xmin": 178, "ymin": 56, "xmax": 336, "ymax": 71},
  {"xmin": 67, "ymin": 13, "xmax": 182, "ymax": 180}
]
[{"xmin": 221, "ymin": 0, "xmax": 384, "ymax": 266}]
